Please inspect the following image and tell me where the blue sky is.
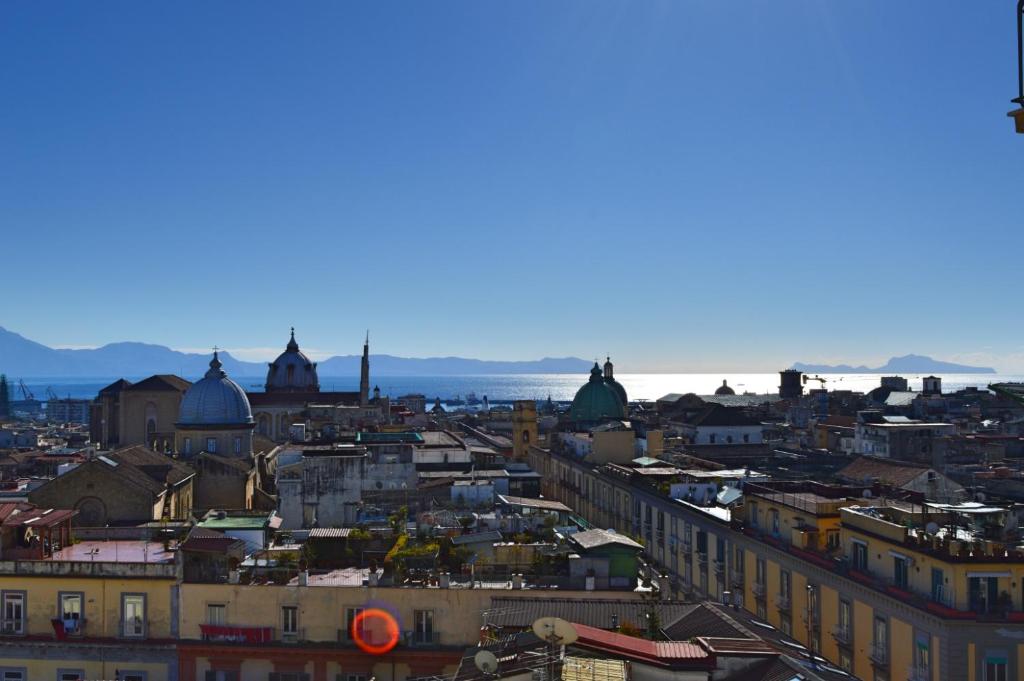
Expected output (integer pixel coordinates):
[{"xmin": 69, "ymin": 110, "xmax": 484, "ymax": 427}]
[{"xmin": 1, "ymin": 2, "xmax": 1021, "ymax": 372}]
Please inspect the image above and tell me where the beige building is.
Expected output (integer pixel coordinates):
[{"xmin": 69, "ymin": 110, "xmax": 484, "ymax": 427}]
[{"xmin": 90, "ymin": 375, "xmax": 191, "ymax": 450}]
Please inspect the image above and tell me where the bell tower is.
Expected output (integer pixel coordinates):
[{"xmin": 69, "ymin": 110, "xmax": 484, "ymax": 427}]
[{"xmin": 512, "ymin": 400, "xmax": 538, "ymax": 461}]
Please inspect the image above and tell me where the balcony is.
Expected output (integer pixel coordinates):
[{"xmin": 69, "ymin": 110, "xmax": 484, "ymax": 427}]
[
  {"xmin": 729, "ymin": 569, "xmax": 744, "ymax": 588},
  {"xmin": 0, "ymin": 620, "xmax": 23, "ymax": 636},
  {"xmin": 713, "ymin": 559, "xmax": 725, "ymax": 575},
  {"xmin": 696, "ymin": 552, "xmax": 708, "ymax": 565},
  {"xmin": 405, "ymin": 630, "xmax": 441, "ymax": 647},
  {"xmin": 775, "ymin": 594, "xmax": 792, "ymax": 612},
  {"xmin": 908, "ymin": 665, "xmax": 930, "ymax": 681},
  {"xmin": 831, "ymin": 625, "xmax": 851, "ymax": 646},
  {"xmin": 869, "ymin": 642, "xmax": 888, "ymax": 667},
  {"xmin": 281, "ymin": 628, "xmax": 305, "ymax": 643},
  {"xmin": 200, "ymin": 623, "xmax": 274, "ymax": 644},
  {"xmin": 752, "ymin": 582, "xmax": 767, "ymax": 600}
]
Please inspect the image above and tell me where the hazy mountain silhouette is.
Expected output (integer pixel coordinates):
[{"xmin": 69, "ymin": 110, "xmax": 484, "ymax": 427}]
[
  {"xmin": 792, "ymin": 354, "xmax": 995, "ymax": 374},
  {"xmin": 0, "ymin": 326, "xmax": 592, "ymax": 378}
]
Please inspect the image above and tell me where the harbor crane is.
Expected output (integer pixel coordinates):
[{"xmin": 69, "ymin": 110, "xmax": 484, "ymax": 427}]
[{"xmin": 17, "ymin": 379, "xmax": 34, "ymax": 401}]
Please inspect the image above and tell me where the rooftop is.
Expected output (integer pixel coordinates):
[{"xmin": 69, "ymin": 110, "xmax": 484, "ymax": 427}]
[{"xmin": 52, "ymin": 540, "xmax": 175, "ymax": 564}]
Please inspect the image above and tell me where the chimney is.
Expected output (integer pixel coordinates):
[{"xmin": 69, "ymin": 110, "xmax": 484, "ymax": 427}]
[
  {"xmin": 439, "ymin": 572, "xmax": 450, "ymax": 589},
  {"xmin": 298, "ymin": 570, "xmax": 308, "ymax": 586},
  {"xmin": 512, "ymin": 573, "xmax": 524, "ymax": 590}
]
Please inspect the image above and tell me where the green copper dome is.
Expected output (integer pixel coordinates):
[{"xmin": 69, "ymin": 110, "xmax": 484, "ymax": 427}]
[{"xmin": 571, "ymin": 363, "xmax": 626, "ymax": 424}]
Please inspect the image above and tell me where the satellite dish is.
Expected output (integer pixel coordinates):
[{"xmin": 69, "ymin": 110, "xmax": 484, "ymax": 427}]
[
  {"xmin": 532, "ymin": 617, "xmax": 578, "ymax": 646},
  {"xmin": 926, "ymin": 522, "xmax": 940, "ymax": 535},
  {"xmin": 474, "ymin": 650, "xmax": 499, "ymax": 675},
  {"xmin": 862, "ymin": 490, "xmax": 873, "ymax": 499}
]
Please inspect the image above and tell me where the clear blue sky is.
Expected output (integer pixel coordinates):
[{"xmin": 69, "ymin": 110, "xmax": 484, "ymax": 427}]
[{"xmin": 1, "ymin": 2, "xmax": 1021, "ymax": 372}]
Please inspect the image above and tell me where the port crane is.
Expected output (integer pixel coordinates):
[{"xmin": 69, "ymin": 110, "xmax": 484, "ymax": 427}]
[
  {"xmin": 17, "ymin": 379, "xmax": 34, "ymax": 401},
  {"xmin": 802, "ymin": 374, "xmax": 827, "ymax": 389}
]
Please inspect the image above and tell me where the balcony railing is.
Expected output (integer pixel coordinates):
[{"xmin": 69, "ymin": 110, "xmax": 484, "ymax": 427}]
[
  {"xmin": 775, "ymin": 594, "xmax": 792, "ymax": 612},
  {"xmin": 752, "ymin": 582, "xmax": 766, "ymax": 599},
  {"xmin": 713, "ymin": 559, "xmax": 725, "ymax": 575},
  {"xmin": 907, "ymin": 665, "xmax": 930, "ymax": 681},
  {"xmin": 200, "ymin": 623, "xmax": 273, "ymax": 644},
  {"xmin": 0, "ymin": 620, "xmax": 23, "ymax": 635},
  {"xmin": 831, "ymin": 625, "xmax": 851, "ymax": 645},
  {"xmin": 869, "ymin": 642, "xmax": 888, "ymax": 666},
  {"xmin": 404, "ymin": 630, "xmax": 441, "ymax": 647},
  {"xmin": 730, "ymin": 569, "xmax": 745, "ymax": 588}
]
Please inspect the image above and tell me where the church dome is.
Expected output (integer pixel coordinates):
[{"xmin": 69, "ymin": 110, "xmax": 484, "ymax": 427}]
[
  {"xmin": 715, "ymin": 380, "xmax": 736, "ymax": 396},
  {"xmin": 603, "ymin": 357, "xmax": 628, "ymax": 405},
  {"xmin": 571, "ymin": 363, "xmax": 626, "ymax": 424},
  {"xmin": 266, "ymin": 328, "xmax": 319, "ymax": 392},
  {"xmin": 178, "ymin": 352, "xmax": 253, "ymax": 426}
]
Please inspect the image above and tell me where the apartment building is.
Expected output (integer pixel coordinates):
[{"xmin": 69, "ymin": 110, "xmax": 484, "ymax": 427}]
[{"xmin": 528, "ymin": 443, "xmax": 1024, "ymax": 681}]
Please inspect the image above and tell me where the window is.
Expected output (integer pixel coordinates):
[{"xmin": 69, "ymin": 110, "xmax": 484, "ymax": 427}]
[
  {"xmin": 0, "ymin": 671, "xmax": 25, "ymax": 681},
  {"xmin": 893, "ymin": 555, "xmax": 909, "ymax": 590},
  {"xmin": 852, "ymin": 541, "xmax": 868, "ymax": 570},
  {"xmin": 282, "ymin": 606, "xmax": 298, "ymax": 638},
  {"xmin": 1, "ymin": 592, "xmax": 24, "ymax": 634},
  {"xmin": 59, "ymin": 592, "xmax": 83, "ymax": 634},
  {"xmin": 207, "ymin": 603, "xmax": 225, "ymax": 625},
  {"xmin": 269, "ymin": 674, "xmax": 309, "ymax": 681},
  {"xmin": 914, "ymin": 632, "xmax": 930, "ymax": 675},
  {"xmin": 780, "ymin": 570, "xmax": 791, "ymax": 601},
  {"xmin": 58, "ymin": 672, "xmax": 85, "ymax": 681},
  {"xmin": 121, "ymin": 593, "xmax": 145, "ymax": 638},
  {"xmin": 118, "ymin": 673, "xmax": 147, "ymax": 681},
  {"xmin": 838, "ymin": 650, "xmax": 852, "ymax": 673},
  {"xmin": 984, "ymin": 655, "xmax": 1008, "ymax": 681},
  {"xmin": 206, "ymin": 437, "xmax": 217, "ymax": 453},
  {"xmin": 838, "ymin": 599, "xmax": 852, "ymax": 637},
  {"xmin": 709, "ymin": 434, "xmax": 716, "ymax": 444},
  {"xmin": 749, "ymin": 502, "xmax": 759, "ymax": 528},
  {"xmin": 338, "ymin": 675, "xmax": 367, "ymax": 681},
  {"xmin": 770, "ymin": 509, "xmax": 780, "ymax": 536},
  {"xmin": 755, "ymin": 558, "xmax": 766, "ymax": 585},
  {"xmin": 873, "ymin": 616, "xmax": 888, "ymax": 662},
  {"xmin": 234, "ymin": 437, "xmax": 242, "ymax": 454},
  {"xmin": 414, "ymin": 609, "xmax": 434, "ymax": 644},
  {"xmin": 183, "ymin": 438, "xmax": 192, "ymax": 455},
  {"xmin": 779, "ymin": 615, "xmax": 792, "ymax": 636},
  {"xmin": 204, "ymin": 673, "xmax": 239, "ymax": 681},
  {"xmin": 826, "ymin": 529, "xmax": 840, "ymax": 549},
  {"xmin": 345, "ymin": 607, "xmax": 364, "ymax": 641},
  {"xmin": 743, "ymin": 433, "xmax": 750, "ymax": 443}
]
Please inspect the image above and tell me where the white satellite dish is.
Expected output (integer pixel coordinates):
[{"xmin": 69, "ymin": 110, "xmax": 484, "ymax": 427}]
[
  {"xmin": 532, "ymin": 617, "xmax": 579, "ymax": 646},
  {"xmin": 474, "ymin": 650, "xmax": 499, "ymax": 675}
]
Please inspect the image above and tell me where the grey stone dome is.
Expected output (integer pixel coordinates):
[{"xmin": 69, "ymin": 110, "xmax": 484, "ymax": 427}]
[
  {"xmin": 265, "ymin": 328, "xmax": 319, "ymax": 392},
  {"xmin": 178, "ymin": 352, "xmax": 253, "ymax": 425}
]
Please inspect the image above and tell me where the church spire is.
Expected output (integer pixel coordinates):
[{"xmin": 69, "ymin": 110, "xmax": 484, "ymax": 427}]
[{"xmin": 359, "ymin": 331, "xmax": 370, "ymax": 405}]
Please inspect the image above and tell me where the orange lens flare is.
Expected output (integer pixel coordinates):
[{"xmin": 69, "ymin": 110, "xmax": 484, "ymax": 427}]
[{"xmin": 351, "ymin": 608, "xmax": 400, "ymax": 655}]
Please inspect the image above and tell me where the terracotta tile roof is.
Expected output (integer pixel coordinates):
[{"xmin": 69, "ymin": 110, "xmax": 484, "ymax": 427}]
[
  {"xmin": 837, "ymin": 456, "xmax": 929, "ymax": 487},
  {"xmin": 571, "ymin": 622, "xmax": 711, "ymax": 667},
  {"xmin": 124, "ymin": 375, "xmax": 191, "ymax": 392}
]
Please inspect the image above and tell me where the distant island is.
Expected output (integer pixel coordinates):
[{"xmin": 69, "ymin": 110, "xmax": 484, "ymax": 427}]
[
  {"xmin": 0, "ymin": 326, "xmax": 593, "ymax": 378},
  {"xmin": 792, "ymin": 354, "xmax": 996, "ymax": 374}
]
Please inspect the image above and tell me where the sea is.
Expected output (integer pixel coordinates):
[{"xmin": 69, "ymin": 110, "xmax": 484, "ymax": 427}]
[{"xmin": 17, "ymin": 373, "xmax": 1024, "ymax": 405}]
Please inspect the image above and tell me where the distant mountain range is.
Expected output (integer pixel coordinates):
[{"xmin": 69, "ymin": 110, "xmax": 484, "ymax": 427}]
[
  {"xmin": 792, "ymin": 354, "xmax": 996, "ymax": 374},
  {"xmin": 0, "ymin": 326, "xmax": 593, "ymax": 378}
]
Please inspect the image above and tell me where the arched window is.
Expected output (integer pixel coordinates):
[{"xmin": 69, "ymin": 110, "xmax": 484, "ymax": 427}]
[
  {"xmin": 522, "ymin": 431, "xmax": 530, "ymax": 444},
  {"xmin": 145, "ymin": 401, "xmax": 158, "ymax": 438}
]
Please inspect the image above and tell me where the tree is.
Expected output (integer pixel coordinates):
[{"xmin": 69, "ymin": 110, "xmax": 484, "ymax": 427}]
[{"xmin": 0, "ymin": 375, "xmax": 9, "ymax": 419}]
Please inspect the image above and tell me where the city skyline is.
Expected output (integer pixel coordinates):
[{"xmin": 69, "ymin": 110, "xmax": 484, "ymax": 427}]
[{"xmin": 2, "ymin": 3, "xmax": 1021, "ymax": 371}]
